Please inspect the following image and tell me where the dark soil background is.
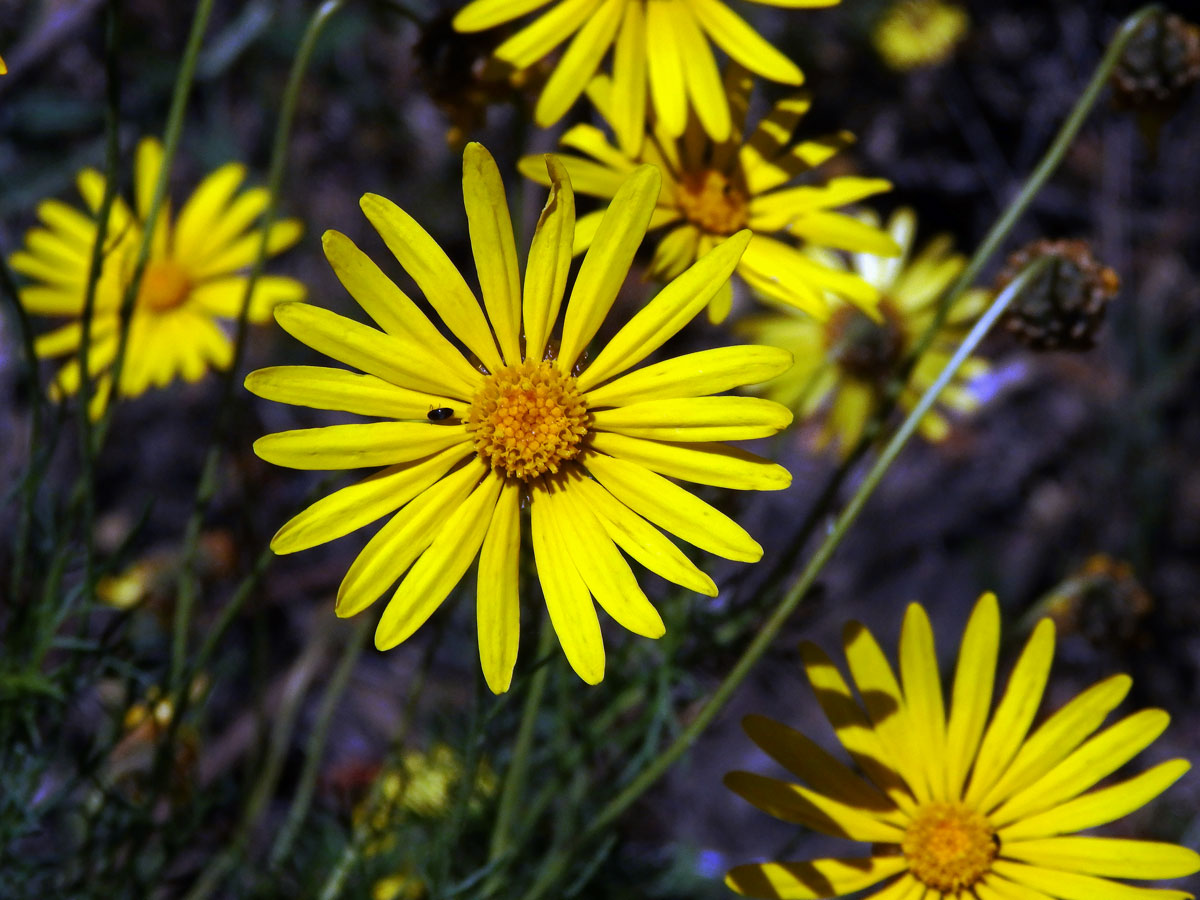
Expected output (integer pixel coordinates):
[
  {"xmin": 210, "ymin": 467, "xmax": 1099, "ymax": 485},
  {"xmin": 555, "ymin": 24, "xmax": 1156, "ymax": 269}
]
[{"xmin": 1, "ymin": 0, "xmax": 1198, "ymax": 897}]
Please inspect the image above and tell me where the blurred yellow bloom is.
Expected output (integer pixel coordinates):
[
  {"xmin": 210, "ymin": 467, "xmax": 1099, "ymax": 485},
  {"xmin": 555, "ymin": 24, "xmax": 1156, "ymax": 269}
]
[
  {"xmin": 725, "ymin": 592, "xmax": 1200, "ymax": 899},
  {"xmin": 247, "ymin": 143, "xmax": 792, "ymax": 691},
  {"xmin": 373, "ymin": 870, "xmax": 425, "ymax": 900},
  {"xmin": 873, "ymin": 0, "xmax": 969, "ymax": 71},
  {"xmin": 11, "ymin": 137, "xmax": 304, "ymax": 417},
  {"xmin": 737, "ymin": 208, "xmax": 990, "ymax": 455},
  {"xmin": 452, "ymin": 0, "xmax": 834, "ymax": 155},
  {"xmin": 520, "ymin": 69, "xmax": 897, "ymax": 323},
  {"xmin": 0, "ymin": 53, "xmax": 7, "ymax": 75}
]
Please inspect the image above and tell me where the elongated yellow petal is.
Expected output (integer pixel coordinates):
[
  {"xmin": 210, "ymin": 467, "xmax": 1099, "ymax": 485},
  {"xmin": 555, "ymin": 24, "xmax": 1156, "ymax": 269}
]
[
  {"xmin": 11, "ymin": 250, "xmax": 88, "ymax": 288},
  {"xmin": 189, "ymin": 218, "xmax": 302, "ymax": 280},
  {"xmin": 270, "ymin": 445, "xmax": 470, "ymax": 553},
  {"xmin": 569, "ymin": 474, "xmax": 717, "ymax": 596},
  {"xmin": 522, "ymin": 156, "xmax": 575, "ymax": 362},
  {"xmin": 134, "ymin": 137, "xmax": 164, "ymax": 222},
  {"xmin": 749, "ymin": 175, "xmax": 892, "ymax": 225},
  {"xmin": 375, "ymin": 472, "xmax": 503, "ymax": 650},
  {"xmin": 494, "ymin": 0, "xmax": 601, "ymax": 69},
  {"xmin": 592, "ymin": 396, "xmax": 792, "ymax": 441},
  {"xmin": 737, "ymin": 235, "xmax": 829, "ymax": 318},
  {"xmin": 610, "ymin": 0, "xmax": 647, "ymax": 156},
  {"xmin": 861, "ymin": 874, "xmax": 927, "ymax": 900},
  {"xmin": 745, "ymin": 131, "xmax": 857, "ymax": 196},
  {"xmin": 1003, "ymin": 837, "xmax": 1200, "ymax": 880},
  {"xmin": 964, "ymin": 618, "xmax": 1055, "ymax": 808},
  {"xmin": 535, "ymin": 0, "xmax": 623, "ymax": 127},
  {"xmin": 990, "ymin": 860, "xmax": 1194, "ymax": 900},
  {"xmin": 555, "ymin": 482, "xmax": 665, "ymax": 638},
  {"xmin": 24, "ymin": 227, "xmax": 90, "ymax": 267},
  {"xmin": 645, "ymin": 0, "xmax": 687, "ymax": 137},
  {"xmin": 724, "ymin": 771, "xmax": 904, "ymax": 841},
  {"xmin": 532, "ymin": 490, "xmax": 604, "ymax": 684},
  {"xmin": 360, "ymin": 193, "xmax": 502, "ymax": 373},
  {"xmin": 452, "ymin": 0, "xmax": 553, "ymax": 31},
  {"xmin": 558, "ymin": 165, "xmax": 660, "ymax": 371},
  {"xmin": 586, "ymin": 345, "xmax": 792, "ymax": 408},
  {"xmin": 646, "ymin": 224, "xmax": 701, "ymax": 282},
  {"xmin": 173, "ymin": 162, "xmax": 246, "ymax": 262},
  {"xmin": 583, "ymin": 450, "xmax": 763, "ymax": 560},
  {"xmin": 674, "ymin": 1, "xmax": 730, "ymax": 141},
  {"xmin": 991, "ymin": 708, "xmax": 1169, "ymax": 828},
  {"xmin": 37, "ymin": 198, "xmax": 98, "ymax": 249},
  {"xmin": 337, "ymin": 459, "xmax": 487, "ymax": 617},
  {"xmin": 726, "ymin": 857, "xmax": 907, "ymax": 899},
  {"xmin": 789, "ymin": 211, "xmax": 902, "ymax": 256},
  {"xmin": 690, "ymin": 0, "xmax": 802, "ymax": 84},
  {"xmin": 975, "ymin": 873, "xmax": 1057, "ymax": 900},
  {"xmin": 590, "ymin": 431, "xmax": 791, "ymax": 491},
  {"xmin": 273, "ymin": 301, "xmax": 480, "ymax": 400},
  {"xmin": 560, "ymin": 123, "xmax": 638, "ymax": 174},
  {"xmin": 190, "ymin": 274, "xmax": 304, "ymax": 322},
  {"xmin": 739, "ymin": 93, "xmax": 812, "ymax": 184},
  {"xmin": 477, "ymin": 479, "xmax": 521, "ymax": 694},
  {"xmin": 578, "ymin": 230, "xmax": 750, "ymax": 389},
  {"xmin": 898, "ymin": 602, "xmax": 945, "ymax": 801},
  {"xmin": 245, "ymin": 366, "xmax": 461, "ymax": 419},
  {"xmin": 176, "ymin": 185, "xmax": 266, "ymax": 266},
  {"xmin": 944, "ymin": 592, "xmax": 1000, "ymax": 801},
  {"xmin": 253, "ymin": 422, "xmax": 470, "ymax": 470},
  {"xmin": 462, "ymin": 143, "xmax": 522, "ymax": 365},
  {"xmin": 976, "ymin": 674, "xmax": 1132, "ymax": 813}
]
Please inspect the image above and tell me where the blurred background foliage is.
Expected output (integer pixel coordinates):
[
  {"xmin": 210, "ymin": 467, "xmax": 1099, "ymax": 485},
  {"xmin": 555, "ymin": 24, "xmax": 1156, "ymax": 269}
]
[{"xmin": 0, "ymin": 0, "xmax": 1198, "ymax": 898}]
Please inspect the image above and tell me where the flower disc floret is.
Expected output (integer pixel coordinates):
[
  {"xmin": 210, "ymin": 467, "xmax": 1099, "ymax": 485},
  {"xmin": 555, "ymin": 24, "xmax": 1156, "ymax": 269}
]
[
  {"xmin": 137, "ymin": 260, "xmax": 192, "ymax": 312},
  {"xmin": 678, "ymin": 170, "xmax": 749, "ymax": 235},
  {"xmin": 468, "ymin": 360, "xmax": 590, "ymax": 481},
  {"xmin": 902, "ymin": 802, "xmax": 996, "ymax": 891}
]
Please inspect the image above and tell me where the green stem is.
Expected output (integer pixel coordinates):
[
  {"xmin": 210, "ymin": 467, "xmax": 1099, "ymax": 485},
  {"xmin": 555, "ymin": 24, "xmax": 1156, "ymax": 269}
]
[
  {"xmin": 170, "ymin": 0, "xmax": 345, "ymax": 694},
  {"xmin": 268, "ymin": 615, "xmax": 371, "ymax": 870},
  {"xmin": 518, "ymin": 261, "xmax": 1050, "ymax": 900}
]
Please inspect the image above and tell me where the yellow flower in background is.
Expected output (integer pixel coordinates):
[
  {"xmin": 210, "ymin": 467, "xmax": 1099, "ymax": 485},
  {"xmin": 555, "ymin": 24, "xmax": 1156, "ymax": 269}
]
[
  {"xmin": 737, "ymin": 208, "xmax": 989, "ymax": 455},
  {"xmin": 452, "ymin": 0, "xmax": 835, "ymax": 155},
  {"xmin": 725, "ymin": 592, "xmax": 1200, "ymax": 899},
  {"xmin": 519, "ymin": 70, "xmax": 898, "ymax": 324},
  {"xmin": 873, "ymin": 0, "xmax": 969, "ymax": 71},
  {"xmin": 11, "ymin": 137, "xmax": 304, "ymax": 417},
  {"xmin": 372, "ymin": 870, "xmax": 425, "ymax": 900},
  {"xmin": 0, "ymin": 53, "xmax": 7, "ymax": 75},
  {"xmin": 247, "ymin": 143, "xmax": 792, "ymax": 692}
]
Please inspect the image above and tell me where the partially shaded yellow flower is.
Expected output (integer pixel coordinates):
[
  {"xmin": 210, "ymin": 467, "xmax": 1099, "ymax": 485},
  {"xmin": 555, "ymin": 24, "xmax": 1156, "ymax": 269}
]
[
  {"xmin": 452, "ymin": 0, "xmax": 834, "ymax": 155},
  {"xmin": 11, "ymin": 137, "xmax": 304, "ymax": 417},
  {"xmin": 873, "ymin": 0, "xmax": 969, "ymax": 71},
  {"xmin": 0, "ymin": 53, "xmax": 7, "ymax": 75},
  {"xmin": 725, "ymin": 591, "xmax": 1200, "ymax": 899},
  {"xmin": 737, "ymin": 208, "xmax": 989, "ymax": 455},
  {"xmin": 247, "ymin": 143, "xmax": 792, "ymax": 692},
  {"xmin": 519, "ymin": 70, "xmax": 898, "ymax": 323}
]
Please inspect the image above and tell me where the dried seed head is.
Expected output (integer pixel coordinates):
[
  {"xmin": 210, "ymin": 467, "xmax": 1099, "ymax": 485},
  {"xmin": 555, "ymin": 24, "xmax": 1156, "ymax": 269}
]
[
  {"xmin": 995, "ymin": 239, "xmax": 1120, "ymax": 351},
  {"xmin": 1111, "ymin": 12, "xmax": 1200, "ymax": 115}
]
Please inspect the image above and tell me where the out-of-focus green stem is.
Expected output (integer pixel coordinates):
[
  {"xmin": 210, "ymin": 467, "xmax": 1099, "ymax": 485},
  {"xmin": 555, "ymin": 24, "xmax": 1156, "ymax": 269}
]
[{"xmin": 170, "ymin": 0, "xmax": 345, "ymax": 694}]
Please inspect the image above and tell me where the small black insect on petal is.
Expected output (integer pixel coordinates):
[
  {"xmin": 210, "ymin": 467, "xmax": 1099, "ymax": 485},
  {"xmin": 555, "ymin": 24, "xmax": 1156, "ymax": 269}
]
[{"xmin": 427, "ymin": 407, "xmax": 455, "ymax": 421}]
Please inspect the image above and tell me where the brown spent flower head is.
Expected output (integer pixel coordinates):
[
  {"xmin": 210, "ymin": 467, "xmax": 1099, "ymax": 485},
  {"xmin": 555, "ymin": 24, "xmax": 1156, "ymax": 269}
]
[
  {"xmin": 995, "ymin": 239, "xmax": 1119, "ymax": 351},
  {"xmin": 1111, "ymin": 12, "xmax": 1200, "ymax": 115}
]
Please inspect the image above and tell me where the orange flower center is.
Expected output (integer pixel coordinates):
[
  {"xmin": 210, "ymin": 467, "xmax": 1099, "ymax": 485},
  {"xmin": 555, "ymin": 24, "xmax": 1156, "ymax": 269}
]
[
  {"xmin": 826, "ymin": 299, "xmax": 907, "ymax": 382},
  {"xmin": 902, "ymin": 802, "xmax": 997, "ymax": 891},
  {"xmin": 677, "ymin": 169, "xmax": 748, "ymax": 235},
  {"xmin": 467, "ymin": 359, "xmax": 590, "ymax": 481},
  {"xmin": 137, "ymin": 260, "xmax": 192, "ymax": 312}
]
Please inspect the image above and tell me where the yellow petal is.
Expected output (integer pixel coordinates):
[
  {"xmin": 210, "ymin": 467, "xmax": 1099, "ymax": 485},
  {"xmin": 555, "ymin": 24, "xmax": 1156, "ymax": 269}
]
[
  {"xmin": 359, "ymin": 192, "xmax": 502, "ymax": 374},
  {"xmin": 37, "ymin": 198, "xmax": 98, "ymax": 249},
  {"xmin": 253, "ymin": 421, "xmax": 471, "ymax": 470},
  {"xmin": 531, "ymin": 489, "xmax": 604, "ymax": 684},
  {"xmin": 453, "ymin": 0, "xmax": 554, "ymax": 31},
  {"xmin": 492, "ymin": 0, "xmax": 601, "ymax": 70},
  {"xmin": 589, "ymin": 431, "xmax": 791, "ymax": 491},
  {"xmin": 374, "ymin": 471, "xmax": 503, "ymax": 650},
  {"xmin": 245, "ymin": 365, "xmax": 462, "ymax": 419},
  {"xmin": 585, "ymin": 345, "xmax": 793, "ymax": 407},
  {"xmin": 739, "ymin": 93, "xmax": 813, "ymax": 191},
  {"xmin": 559, "ymin": 123, "xmax": 638, "ymax": 175},
  {"xmin": 990, "ymin": 860, "xmax": 1194, "ymax": 900},
  {"xmin": 724, "ymin": 771, "xmax": 904, "ymax": 841},
  {"xmin": 898, "ymin": 602, "xmax": 946, "ymax": 801},
  {"xmin": 462, "ymin": 143, "xmax": 522, "ymax": 365},
  {"xmin": 337, "ymin": 459, "xmax": 488, "ymax": 617},
  {"xmin": 975, "ymin": 873, "xmax": 1057, "ymax": 900},
  {"xmin": 557, "ymin": 164, "xmax": 660, "ymax": 371},
  {"xmin": 173, "ymin": 162, "xmax": 247, "ymax": 263},
  {"xmin": 578, "ymin": 229, "xmax": 751, "ymax": 389},
  {"xmin": 789, "ymin": 211, "xmax": 902, "ymax": 256},
  {"xmin": 522, "ymin": 156, "xmax": 575, "ymax": 362},
  {"xmin": 1003, "ymin": 837, "xmax": 1200, "ymax": 881},
  {"xmin": 725, "ymin": 857, "xmax": 907, "ymax": 899},
  {"xmin": 690, "ymin": 0, "xmax": 802, "ymax": 84},
  {"xmin": 189, "ymin": 274, "xmax": 305, "ymax": 322},
  {"xmin": 270, "ymin": 444, "xmax": 471, "ymax": 553},
  {"xmin": 134, "ymin": 137, "xmax": 164, "ymax": 222},
  {"xmin": 645, "ymin": 0, "xmax": 687, "ymax": 137},
  {"xmin": 737, "ymin": 235, "xmax": 830, "ymax": 318},
  {"xmin": 943, "ymin": 592, "xmax": 1000, "ymax": 801},
  {"xmin": 188, "ymin": 218, "xmax": 303, "ymax": 279},
  {"xmin": 610, "ymin": 0, "xmax": 647, "ymax": 156},
  {"xmin": 646, "ymin": 224, "xmax": 701, "ymax": 283},
  {"xmin": 591, "ymin": 396, "xmax": 792, "ymax": 441},
  {"xmin": 673, "ymin": 1, "xmax": 730, "ymax": 141},
  {"xmin": 477, "ymin": 479, "xmax": 521, "ymax": 694},
  {"xmin": 583, "ymin": 450, "xmax": 763, "ymax": 561},
  {"xmin": 534, "ymin": 0, "xmax": 624, "ymax": 127}
]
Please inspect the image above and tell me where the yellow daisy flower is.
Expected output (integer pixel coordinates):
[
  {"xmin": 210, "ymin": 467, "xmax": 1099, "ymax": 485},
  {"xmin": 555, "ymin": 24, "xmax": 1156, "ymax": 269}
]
[
  {"xmin": 873, "ymin": 0, "xmax": 969, "ymax": 72},
  {"xmin": 725, "ymin": 591, "xmax": 1200, "ymax": 899},
  {"xmin": 11, "ymin": 137, "xmax": 304, "ymax": 417},
  {"xmin": 451, "ymin": 0, "xmax": 834, "ymax": 155},
  {"xmin": 737, "ymin": 208, "xmax": 989, "ymax": 455},
  {"xmin": 518, "ymin": 70, "xmax": 898, "ymax": 323},
  {"xmin": 246, "ymin": 143, "xmax": 793, "ymax": 693}
]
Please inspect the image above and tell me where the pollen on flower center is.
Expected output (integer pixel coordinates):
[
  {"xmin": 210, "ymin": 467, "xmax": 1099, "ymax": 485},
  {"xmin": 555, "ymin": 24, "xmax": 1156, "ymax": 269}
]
[
  {"xmin": 678, "ymin": 169, "xmax": 749, "ymax": 235},
  {"xmin": 826, "ymin": 299, "xmax": 907, "ymax": 381},
  {"xmin": 137, "ymin": 259, "xmax": 192, "ymax": 312},
  {"xmin": 902, "ymin": 802, "xmax": 997, "ymax": 891},
  {"xmin": 467, "ymin": 359, "xmax": 590, "ymax": 481}
]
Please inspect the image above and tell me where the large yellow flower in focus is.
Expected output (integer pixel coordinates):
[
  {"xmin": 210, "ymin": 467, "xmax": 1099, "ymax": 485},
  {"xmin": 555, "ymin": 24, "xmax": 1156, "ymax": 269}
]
[
  {"xmin": 519, "ymin": 71, "xmax": 898, "ymax": 323},
  {"xmin": 246, "ymin": 143, "xmax": 793, "ymax": 693},
  {"xmin": 725, "ymin": 591, "xmax": 1200, "ymax": 899},
  {"xmin": 737, "ymin": 208, "xmax": 989, "ymax": 455},
  {"xmin": 452, "ymin": 0, "xmax": 835, "ymax": 155},
  {"xmin": 11, "ymin": 138, "xmax": 304, "ymax": 417}
]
